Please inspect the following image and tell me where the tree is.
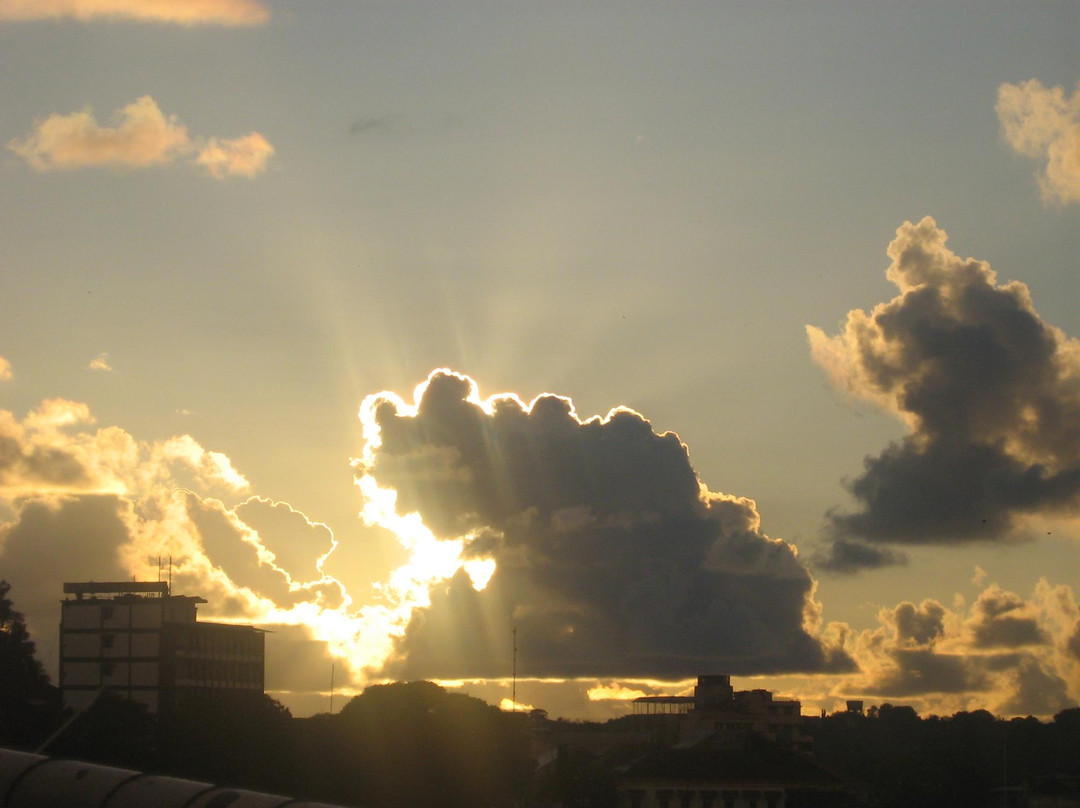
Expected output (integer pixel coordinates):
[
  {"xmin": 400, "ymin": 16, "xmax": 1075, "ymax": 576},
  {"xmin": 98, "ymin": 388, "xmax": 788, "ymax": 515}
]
[
  {"xmin": 317, "ymin": 681, "xmax": 533, "ymax": 808},
  {"xmin": 155, "ymin": 690, "xmax": 296, "ymax": 793},
  {"xmin": 0, "ymin": 579, "xmax": 60, "ymax": 747}
]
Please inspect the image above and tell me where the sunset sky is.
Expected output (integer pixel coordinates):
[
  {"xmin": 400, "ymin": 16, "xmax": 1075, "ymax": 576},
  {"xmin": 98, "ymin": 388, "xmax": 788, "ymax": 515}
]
[{"xmin": 1, "ymin": 1, "xmax": 1078, "ymax": 720}]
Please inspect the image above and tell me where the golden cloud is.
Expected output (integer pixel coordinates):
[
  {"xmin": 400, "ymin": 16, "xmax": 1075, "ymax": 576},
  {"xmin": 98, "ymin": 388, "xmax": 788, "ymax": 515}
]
[
  {"xmin": 0, "ymin": 356, "xmax": 10, "ymax": 381},
  {"xmin": 87, "ymin": 353, "xmax": 112, "ymax": 372},
  {"xmin": 0, "ymin": 0, "xmax": 269, "ymax": 25},
  {"xmin": 195, "ymin": 133, "xmax": 275, "ymax": 179},
  {"xmin": 832, "ymin": 578, "xmax": 1079, "ymax": 717},
  {"xmin": 7, "ymin": 96, "xmax": 273, "ymax": 179},
  {"xmin": 997, "ymin": 79, "xmax": 1080, "ymax": 205}
]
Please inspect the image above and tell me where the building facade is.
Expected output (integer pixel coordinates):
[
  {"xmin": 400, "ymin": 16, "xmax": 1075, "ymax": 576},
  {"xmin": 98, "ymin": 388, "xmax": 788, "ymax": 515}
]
[
  {"xmin": 632, "ymin": 676, "xmax": 810, "ymax": 754},
  {"xmin": 59, "ymin": 581, "xmax": 264, "ymax": 714}
]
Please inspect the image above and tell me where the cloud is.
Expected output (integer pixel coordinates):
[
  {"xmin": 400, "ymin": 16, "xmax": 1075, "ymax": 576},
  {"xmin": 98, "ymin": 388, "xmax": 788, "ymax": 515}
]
[
  {"xmin": 349, "ymin": 115, "xmax": 398, "ymax": 136},
  {"xmin": 997, "ymin": 79, "xmax": 1080, "ymax": 205},
  {"xmin": 0, "ymin": 0, "xmax": 269, "ymax": 25},
  {"xmin": 0, "ymin": 356, "xmax": 10, "ymax": 381},
  {"xmin": 967, "ymin": 584, "xmax": 1048, "ymax": 649},
  {"xmin": 835, "ymin": 580, "xmax": 1079, "ymax": 716},
  {"xmin": 808, "ymin": 217, "xmax": 1080, "ymax": 568},
  {"xmin": 587, "ymin": 683, "xmax": 653, "ymax": 701},
  {"xmin": 194, "ymin": 133, "xmax": 274, "ymax": 179},
  {"xmin": 357, "ymin": 370, "xmax": 854, "ymax": 681},
  {"xmin": 7, "ymin": 96, "xmax": 273, "ymax": 179},
  {"xmin": 0, "ymin": 392, "xmax": 482, "ymax": 702},
  {"xmin": 814, "ymin": 539, "xmax": 907, "ymax": 574},
  {"xmin": 87, "ymin": 353, "xmax": 112, "ymax": 372}
]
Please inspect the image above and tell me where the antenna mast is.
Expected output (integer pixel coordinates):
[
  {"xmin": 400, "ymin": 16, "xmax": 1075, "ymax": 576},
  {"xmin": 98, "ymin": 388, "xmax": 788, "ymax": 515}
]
[
  {"xmin": 512, "ymin": 624, "xmax": 517, "ymax": 711},
  {"xmin": 330, "ymin": 663, "xmax": 335, "ymax": 714}
]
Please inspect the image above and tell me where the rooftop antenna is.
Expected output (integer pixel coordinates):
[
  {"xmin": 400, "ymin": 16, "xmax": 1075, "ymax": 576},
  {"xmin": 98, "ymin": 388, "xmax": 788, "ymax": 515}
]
[
  {"xmin": 168, "ymin": 555, "xmax": 173, "ymax": 595},
  {"xmin": 330, "ymin": 663, "xmax": 335, "ymax": 714},
  {"xmin": 512, "ymin": 624, "xmax": 517, "ymax": 712}
]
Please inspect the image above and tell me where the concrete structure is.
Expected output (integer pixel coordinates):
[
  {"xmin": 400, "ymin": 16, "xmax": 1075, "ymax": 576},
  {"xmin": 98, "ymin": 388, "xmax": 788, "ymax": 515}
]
[{"xmin": 59, "ymin": 582, "xmax": 264, "ymax": 714}]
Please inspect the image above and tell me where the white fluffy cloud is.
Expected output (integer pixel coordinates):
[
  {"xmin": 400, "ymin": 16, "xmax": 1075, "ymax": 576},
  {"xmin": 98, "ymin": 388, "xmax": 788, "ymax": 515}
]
[
  {"xmin": 7, "ymin": 96, "xmax": 274, "ymax": 179},
  {"xmin": 0, "ymin": 0, "xmax": 268, "ymax": 25},
  {"xmin": 997, "ymin": 79, "xmax": 1080, "ymax": 205}
]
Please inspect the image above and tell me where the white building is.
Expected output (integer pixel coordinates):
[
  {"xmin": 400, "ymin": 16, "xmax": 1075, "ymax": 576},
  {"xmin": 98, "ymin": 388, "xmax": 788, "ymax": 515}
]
[{"xmin": 59, "ymin": 581, "xmax": 265, "ymax": 714}]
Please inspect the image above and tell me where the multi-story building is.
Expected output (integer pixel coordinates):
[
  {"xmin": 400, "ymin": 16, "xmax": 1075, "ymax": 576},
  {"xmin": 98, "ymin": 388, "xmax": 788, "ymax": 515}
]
[
  {"xmin": 632, "ymin": 675, "xmax": 811, "ymax": 753},
  {"xmin": 59, "ymin": 581, "xmax": 265, "ymax": 714}
]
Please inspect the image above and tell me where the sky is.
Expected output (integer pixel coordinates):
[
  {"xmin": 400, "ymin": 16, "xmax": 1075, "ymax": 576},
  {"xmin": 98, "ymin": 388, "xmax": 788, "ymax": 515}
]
[{"xmin": 1, "ymin": 0, "xmax": 1078, "ymax": 721}]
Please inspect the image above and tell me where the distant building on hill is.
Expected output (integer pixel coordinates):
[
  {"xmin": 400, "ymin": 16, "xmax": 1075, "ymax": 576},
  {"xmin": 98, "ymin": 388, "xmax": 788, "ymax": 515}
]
[
  {"xmin": 59, "ymin": 581, "xmax": 264, "ymax": 714},
  {"xmin": 632, "ymin": 675, "xmax": 811, "ymax": 754}
]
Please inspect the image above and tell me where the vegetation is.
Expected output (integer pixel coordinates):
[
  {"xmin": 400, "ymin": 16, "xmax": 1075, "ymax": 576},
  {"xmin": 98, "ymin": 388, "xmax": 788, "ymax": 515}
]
[
  {"xmin": 0, "ymin": 579, "xmax": 61, "ymax": 747},
  {"xmin": 1, "ymin": 579, "xmax": 1078, "ymax": 808},
  {"xmin": 806, "ymin": 704, "xmax": 1080, "ymax": 808}
]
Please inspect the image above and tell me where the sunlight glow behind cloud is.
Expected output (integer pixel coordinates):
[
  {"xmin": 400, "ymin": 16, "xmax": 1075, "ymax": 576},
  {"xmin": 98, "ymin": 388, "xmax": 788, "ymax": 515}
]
[
  {"xmin": 0, "ymin": 0, "xmax": 269, "ymax": 25},
  {"xmin": 586, "ymin": 683, "xmax": 650, "ymax": 701},
  {"xmin": 1, "ymin": 364, "xmax": 1077, "ymax": 716}
]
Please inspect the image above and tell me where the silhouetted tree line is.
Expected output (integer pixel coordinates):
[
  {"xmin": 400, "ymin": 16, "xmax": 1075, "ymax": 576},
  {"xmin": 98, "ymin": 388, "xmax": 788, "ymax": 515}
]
[
  {"xmin": 804, "ymin": 703, "xmax": 1080, "ymax": 808},
  {"xmin": 0, "ymin": 579, "xmax": 62, "ymax": 748},
  {"xmin": 3, "ymin": 579, "xmax": 1080, "ymax": 808},
  {"xmin": 0, "ymin": 581, "xmax": 533, "ymax": 806}
]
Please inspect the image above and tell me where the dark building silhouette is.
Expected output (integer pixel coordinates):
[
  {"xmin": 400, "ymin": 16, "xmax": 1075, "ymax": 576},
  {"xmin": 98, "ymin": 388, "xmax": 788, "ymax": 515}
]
[
  {"xmin": 59, "ymin": 582, "xmax": 264, "ymax": 714},
  {"xmin": 632, "ymin": 676, "xmax": 811, "ymax": 754}
]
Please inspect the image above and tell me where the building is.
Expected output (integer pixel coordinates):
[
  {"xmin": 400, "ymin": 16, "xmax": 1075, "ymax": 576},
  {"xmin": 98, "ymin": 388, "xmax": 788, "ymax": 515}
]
[
  {"xmin": 59, "ymin": 581, "xmax": 265, "ymax": 714},
  {"xmin": 617, "ymin": 736, "xmax": 850, "ymax": 808},
  {"xmin": 632, "ymin": 676, "xmax": 811, "ymax": 754}
]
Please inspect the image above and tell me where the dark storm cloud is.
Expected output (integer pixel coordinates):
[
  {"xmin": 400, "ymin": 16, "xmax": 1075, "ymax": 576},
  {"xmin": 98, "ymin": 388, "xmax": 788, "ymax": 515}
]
[
  {"xmin": 808, "ymin": 217, "xmax": 1080, "ymax": 568},
  {"xmin": 359, "ymin": 371, "xmax": 853, "ymax": 680},
  {"xmin": 814, "ymin": 538, "xmax": 907, "ymax": 573}
]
